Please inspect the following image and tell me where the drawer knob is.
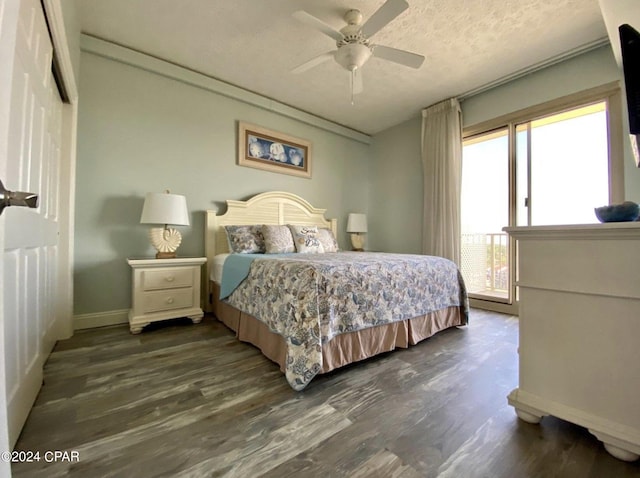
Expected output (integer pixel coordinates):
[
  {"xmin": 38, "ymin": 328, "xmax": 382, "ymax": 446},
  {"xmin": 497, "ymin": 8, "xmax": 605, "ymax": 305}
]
[
  {"xmin": 166, "ymin": 297, "xmax": 174, "ymax": 304},
  {"xmin": 165, "ymin": 276, "xmax": 175, "ymax": 282}
]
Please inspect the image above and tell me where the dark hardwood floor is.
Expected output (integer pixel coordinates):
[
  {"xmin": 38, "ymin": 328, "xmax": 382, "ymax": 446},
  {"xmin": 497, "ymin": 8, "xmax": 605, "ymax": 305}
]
[{"xmin": 12, "ymin": 310, "xmax": 640, "ymax": 477}]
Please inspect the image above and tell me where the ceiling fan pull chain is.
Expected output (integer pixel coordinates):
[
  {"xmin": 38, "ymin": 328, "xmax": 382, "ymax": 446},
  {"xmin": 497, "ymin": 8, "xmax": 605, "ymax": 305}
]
[{"xmin": 351, "ymin": 69, "xmax": 355, "ymax": 105}]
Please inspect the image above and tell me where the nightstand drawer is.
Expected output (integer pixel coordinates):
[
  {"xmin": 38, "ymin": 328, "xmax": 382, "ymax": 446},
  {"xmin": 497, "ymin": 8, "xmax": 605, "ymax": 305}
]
[
  {"xmin": 143, "ymin": 268, "xmax": 193, "ymax": 291},
  {"xmin": 143, "ymin": 288, "xmax": 194, "ymax": 313}
]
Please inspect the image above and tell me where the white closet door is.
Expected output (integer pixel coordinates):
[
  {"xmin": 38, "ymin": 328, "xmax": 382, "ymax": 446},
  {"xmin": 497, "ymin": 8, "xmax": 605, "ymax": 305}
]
[{"xmin": 1, "ymin": 0, "xmax": 62, "ymax": 448}]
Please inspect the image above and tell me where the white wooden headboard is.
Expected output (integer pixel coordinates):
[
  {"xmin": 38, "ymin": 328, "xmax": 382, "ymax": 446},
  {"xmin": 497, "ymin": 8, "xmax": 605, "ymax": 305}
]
[{"xmin": 204, "ymin": 191, "xmax": 337, "ymax": 308}]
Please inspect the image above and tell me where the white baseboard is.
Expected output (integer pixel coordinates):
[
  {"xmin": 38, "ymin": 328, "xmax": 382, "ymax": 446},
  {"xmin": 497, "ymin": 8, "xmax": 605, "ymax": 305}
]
[{"xmin": 73, "ymin": 309, "xmax": 129, "ymax": 330}]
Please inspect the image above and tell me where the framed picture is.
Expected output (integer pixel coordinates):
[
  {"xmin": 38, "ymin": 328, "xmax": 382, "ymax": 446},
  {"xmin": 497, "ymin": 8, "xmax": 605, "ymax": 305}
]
[{"xmin": 238, "ymin": 121, "xmax": 312, "ymax": 179}]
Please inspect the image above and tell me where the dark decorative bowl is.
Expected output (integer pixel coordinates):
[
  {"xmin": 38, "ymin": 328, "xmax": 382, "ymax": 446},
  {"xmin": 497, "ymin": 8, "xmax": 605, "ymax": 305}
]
[{"xmin": 594, "ymin": 201, "xmax": 640, "ymax": 223}]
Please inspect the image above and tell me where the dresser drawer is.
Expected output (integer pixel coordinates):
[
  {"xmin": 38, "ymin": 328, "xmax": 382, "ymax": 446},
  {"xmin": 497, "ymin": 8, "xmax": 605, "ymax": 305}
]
[
  {"xmin": 143, "ymin": 288, "xmax": 194, "ymax": 313},
  {"xmin": 142, "ymin": 267, "xmax": 193, "ymax": 291}
]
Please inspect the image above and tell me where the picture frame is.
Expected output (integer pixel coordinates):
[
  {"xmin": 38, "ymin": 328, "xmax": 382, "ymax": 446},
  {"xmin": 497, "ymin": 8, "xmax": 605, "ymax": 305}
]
[{"xmin": 238, "ymin": 121, "xmax": 312, "ymax": 179}]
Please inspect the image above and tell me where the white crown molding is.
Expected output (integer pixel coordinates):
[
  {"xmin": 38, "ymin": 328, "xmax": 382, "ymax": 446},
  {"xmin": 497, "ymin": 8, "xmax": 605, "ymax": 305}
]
[
  {"xmin": 459, "ymin": 37, "xmax": 611, "ymax": 101},
  {"xmin": 80, "ymin": 34, "xmax": 371, "ymax": 145}
]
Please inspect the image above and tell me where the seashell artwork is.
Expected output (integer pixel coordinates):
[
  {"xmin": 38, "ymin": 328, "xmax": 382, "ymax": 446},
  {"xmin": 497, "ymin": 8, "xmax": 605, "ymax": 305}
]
[{"xmin": 149, "ymin": 227, "xmax": 182, "ymax": 253}]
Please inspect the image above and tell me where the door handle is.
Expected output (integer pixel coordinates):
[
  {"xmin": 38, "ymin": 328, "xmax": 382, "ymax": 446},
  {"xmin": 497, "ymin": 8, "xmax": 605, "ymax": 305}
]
[{"xmin": 0, "ymin": 179, "xmax": 38, "ymax": 216}]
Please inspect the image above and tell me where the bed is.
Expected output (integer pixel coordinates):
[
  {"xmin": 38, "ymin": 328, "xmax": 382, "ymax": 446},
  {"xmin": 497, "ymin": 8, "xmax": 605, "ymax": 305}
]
[{"xmin": 205, "ymin": 191, "xmax": 468, "ymax": 390}]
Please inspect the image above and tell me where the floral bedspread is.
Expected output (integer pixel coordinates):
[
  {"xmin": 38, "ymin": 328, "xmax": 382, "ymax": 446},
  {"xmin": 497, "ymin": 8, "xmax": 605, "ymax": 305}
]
[{"xmin": 225, "ymin": 252, "xmax": 468, "ymax": 390}]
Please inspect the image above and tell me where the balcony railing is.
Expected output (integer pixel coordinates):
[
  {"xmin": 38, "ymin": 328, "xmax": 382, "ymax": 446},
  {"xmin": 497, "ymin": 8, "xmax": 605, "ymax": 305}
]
[{"xmin": 461, "ymin": 232, "xmax": 509, "ymax": 298}]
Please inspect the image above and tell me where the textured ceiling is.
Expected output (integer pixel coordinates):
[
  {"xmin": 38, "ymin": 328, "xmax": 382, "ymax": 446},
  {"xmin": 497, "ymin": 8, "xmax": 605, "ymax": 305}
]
[{"xmin": 78, "ymin": 0, "xmax": 608, "ymax": 135}]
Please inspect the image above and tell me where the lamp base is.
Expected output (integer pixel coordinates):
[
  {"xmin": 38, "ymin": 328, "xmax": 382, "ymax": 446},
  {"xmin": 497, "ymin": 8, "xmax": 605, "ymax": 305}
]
[
  {"xmin": 350, "ymin": 233, "xmax": 365, "ymax": 251},
  {"xmin": 156, "ymin": 251, "xmax": 177, "ymax": 259},
  {"xmin": 148, "ymin": 227, "xmax": 183, "ymax": 259}
]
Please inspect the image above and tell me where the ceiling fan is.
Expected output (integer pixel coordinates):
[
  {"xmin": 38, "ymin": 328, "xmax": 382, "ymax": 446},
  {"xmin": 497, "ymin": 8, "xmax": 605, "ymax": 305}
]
[{"xmin": 292, "ymin": 0, "xmax": 425, "ymax": 100}]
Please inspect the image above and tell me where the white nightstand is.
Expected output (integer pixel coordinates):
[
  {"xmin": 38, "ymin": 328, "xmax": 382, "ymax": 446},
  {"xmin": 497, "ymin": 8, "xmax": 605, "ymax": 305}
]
[{"xmin": 127, "ymin": 257, "xmax": 207, "ymax": 334}]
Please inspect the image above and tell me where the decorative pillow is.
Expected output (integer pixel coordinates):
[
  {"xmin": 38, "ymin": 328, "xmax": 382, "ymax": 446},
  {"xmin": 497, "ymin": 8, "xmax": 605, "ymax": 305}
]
[
  {"xmin": 288, "ymin": 225, "xmax": 325, "ymax": 253},
  {"xmin": 224, "ymin": 225, "xmax": 265, "ymax": 253},
  {"xmin": 317, "ymin": 227, "xmax": 339, "ymax": 252},
  {"xmin": 261, "ymin": 225, "xmax": 295, "ymax": 254}
]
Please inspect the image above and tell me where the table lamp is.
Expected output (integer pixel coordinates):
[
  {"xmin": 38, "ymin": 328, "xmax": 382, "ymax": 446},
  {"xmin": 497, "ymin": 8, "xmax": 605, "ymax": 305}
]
[
  {"xmin": 140, "ymin": 190, "xmax": 190, "ymax": 258},
  {"xmin": 346, "ymin": 213, "xmax": 367, "ymax": 251}
]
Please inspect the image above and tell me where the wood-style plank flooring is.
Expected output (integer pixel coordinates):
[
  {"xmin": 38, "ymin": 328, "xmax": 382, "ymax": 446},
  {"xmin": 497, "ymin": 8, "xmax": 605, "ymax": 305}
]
[{"xmin": 12, "ymin": 310, "xmax": 640, "ymax": 477}]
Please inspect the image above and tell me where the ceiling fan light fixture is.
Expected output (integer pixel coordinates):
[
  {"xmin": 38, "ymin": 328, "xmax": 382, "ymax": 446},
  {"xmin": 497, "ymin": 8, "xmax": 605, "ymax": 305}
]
[{"xmin": 335, "ymin": 43, "xmax": 372, "ymax": 72}]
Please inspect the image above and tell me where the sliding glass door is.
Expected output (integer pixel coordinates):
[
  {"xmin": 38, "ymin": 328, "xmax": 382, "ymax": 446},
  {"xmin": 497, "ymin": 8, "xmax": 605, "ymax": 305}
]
[
  {"xmin": 461, "ymin": 128, "xmax": 510, "ymax": 301},
  {"xmin": 516, "ymin": 102, "xmax": 609, "ymax": 226},
  {"xmin": 461, "ymin": 97, "xmax": 614, "ymax": 308}
]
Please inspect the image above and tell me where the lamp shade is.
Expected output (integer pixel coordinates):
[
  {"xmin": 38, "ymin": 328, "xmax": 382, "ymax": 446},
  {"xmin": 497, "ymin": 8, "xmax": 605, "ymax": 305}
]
[
  {"xmin": 140, "ymin": 192, "xmax": 190, "ymax": 226},
  {"xmin": 346, "ymin": 213, "xmax": 367, "ymax": 233}
]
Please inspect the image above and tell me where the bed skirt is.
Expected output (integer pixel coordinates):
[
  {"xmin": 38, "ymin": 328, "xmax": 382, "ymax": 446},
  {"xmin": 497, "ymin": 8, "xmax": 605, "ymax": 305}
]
[{"xmin": 211, "ymin": 282, "xmax": 466, "ymax": 375}]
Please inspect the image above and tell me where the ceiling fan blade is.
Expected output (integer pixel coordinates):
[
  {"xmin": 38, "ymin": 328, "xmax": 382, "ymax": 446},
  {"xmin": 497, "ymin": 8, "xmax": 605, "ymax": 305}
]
[
  {"xmin": 291, "ymin": 51, "xmax": 336, "ymax": 74},
  {"xmin": 372, "ymin": 44, "xmax": 424, "ymax": 69},
  {"xmin": 361, "ymin": 0, "xmax": 409, "ymax": 38},
  {"xmin": 352, "ymin": 68, "xmax": 364, "ymax": 95},
  {"xmin": 293, "ymin": 11, "xmax": 344, "ymax": 42}
]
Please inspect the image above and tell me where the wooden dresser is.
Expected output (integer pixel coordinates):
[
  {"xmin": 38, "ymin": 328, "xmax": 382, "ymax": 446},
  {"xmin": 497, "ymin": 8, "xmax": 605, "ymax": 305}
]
[{"xmin": 504, "ymin": 222, "xmax": 640, "ymax": 462}]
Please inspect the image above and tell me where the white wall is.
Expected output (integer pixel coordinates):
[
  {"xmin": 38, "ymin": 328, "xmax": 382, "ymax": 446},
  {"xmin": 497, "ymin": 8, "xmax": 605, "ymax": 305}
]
[
  {"xmin": 598, "ymin": 0, "xmax": 640, "ymax": 66},
  {"xmin": 74, "ymin": 39, "xmax": 371, "ymax": 318},
  {"xmin": 369, "ymin": 44, "xmax": 640, "ymax": 253}
]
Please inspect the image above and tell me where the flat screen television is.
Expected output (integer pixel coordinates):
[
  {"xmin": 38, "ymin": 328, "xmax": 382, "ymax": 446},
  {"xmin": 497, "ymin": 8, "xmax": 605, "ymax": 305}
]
[{"xmin": 619, "ymin": 23, "xmax": 640, "ymax": 166}]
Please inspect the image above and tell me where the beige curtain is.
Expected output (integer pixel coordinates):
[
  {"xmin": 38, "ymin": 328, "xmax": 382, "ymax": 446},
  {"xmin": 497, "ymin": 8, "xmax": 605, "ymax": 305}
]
[{"xmin": 421, "ymin": 98, "xmax": 462, "ymax": 265}]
